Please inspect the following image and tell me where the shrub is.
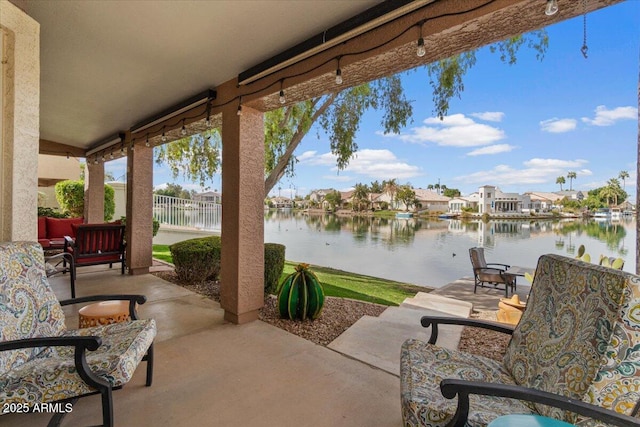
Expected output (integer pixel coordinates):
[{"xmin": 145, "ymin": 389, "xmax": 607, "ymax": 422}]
[
  {"xmin": 120, "ymin": 216, "xmax": 160, "ymax": 237},
  {"xmin": 264, "ymin": 243, "xmax": 285, "ymax": 294},
  {"xmin": 54, "ymin": 180, "xmax": 116, "ymax": 220},
  {"xmin": 170, "ymin": 236, "xmax": 221, "ymax": 284},
  {"xmin": 37, "ymin": 207, "xmax": 68, "ymax": 218}
]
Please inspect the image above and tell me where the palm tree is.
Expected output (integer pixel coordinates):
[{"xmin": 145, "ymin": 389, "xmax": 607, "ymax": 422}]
[
  {"xmin": 619, "ymin": 170, "xmax": 629, "ymax": 190},
  {"xmin": 567, "ymin": 171, "xmax": 577, "ymax": 191},
  {"xmin": 383, "ymin": 179, "xmax": 398, "ymax": 210},
  {"xmin": 352, "ymin": 183, "xmax": 369, "ymax": 212},
  {"xmin": 556, "ymin": 176, "xmax": 566, "ymax": 191},
  {"xmin": 599, "ymin": 185, "xmax": 618, "ymax": 207}
]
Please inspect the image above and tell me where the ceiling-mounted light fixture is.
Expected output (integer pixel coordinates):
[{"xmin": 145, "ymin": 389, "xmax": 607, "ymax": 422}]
[
  {"xmin": 335, "ymin": 57, "xmax": 343, "ymax": 85},
  {"xmin": 545, "ymin": 0, "xmax": 559, "ymax": 16},
  {"xmin": 416, "ymin": 21, "xmax": 426, "ymax": 57}
]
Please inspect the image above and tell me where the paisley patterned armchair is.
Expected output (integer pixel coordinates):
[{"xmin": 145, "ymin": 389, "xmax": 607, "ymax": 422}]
[
  {"xmin": 0, "ymin": 241, "xmax": 156, "ymax": 427},
  {"xmin": 401, "ymin": 254, "xmax": 640, "ymax": 427}
]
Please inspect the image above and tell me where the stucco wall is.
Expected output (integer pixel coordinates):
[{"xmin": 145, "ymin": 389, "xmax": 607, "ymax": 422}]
[{"xmin": 1, "ymin": 0, "xmax": 40, "ymax": 241}]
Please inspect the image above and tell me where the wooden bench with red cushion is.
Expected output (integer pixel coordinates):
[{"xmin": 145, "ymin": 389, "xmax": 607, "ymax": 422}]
[{"xmin": 64, "ymin": 223, "xmax": 126, "ymax": 274}]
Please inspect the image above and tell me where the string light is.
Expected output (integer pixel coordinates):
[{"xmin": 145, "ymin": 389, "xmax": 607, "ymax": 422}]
[
  {"xmin": 94, "ymin": 155, "xmax": 98, "ymax": 165},
  {"xmin": 205, "ymin": 102, "xmax": 212, "ymax": 128},
  {"xmin": 416, "ymin": 21, "xmax": 426, "ymax": 57},
  {"xmin": 279, "ymin": 80, "xmax": 286, "ymax": 104},
  {"xmin": 545, "ymin": 0, "xmax": 558, "ymax": 16},
  {"xmin": 130, "ymin": 139, "xmax": 135, "ymax": 152},
  {"xmin": 109, "ymin": 151, "xmax": 114, "ymax": 160},
  {"xmin": 161, "ymin": 126, "xmax": 167, "ymax": 142},
  {"xmin": 66, "ymin": 152, "xmax": 70, "ymax": 159},
  {"xmin": 101, "ymin": 153, "xmax": 105, "ymax": 162},
  {"xmin": 181, "ymin": 119, "xmax": 187, "ymax": 136},
  {"xmin": 237, "ymin": 96, "xmax": 243, "ymax": 116},
  {"xmin": 121, "ymin": 143, "xmax": 126, "ymax": 155},
  {"xmin": 145, "ymin": 134, "xmax": 150, "ymax": 147}
]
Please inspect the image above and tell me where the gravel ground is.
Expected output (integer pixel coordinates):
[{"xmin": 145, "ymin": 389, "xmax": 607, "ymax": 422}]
[{"xmin": 152, "ymin": 270, "xmax": 508, "ymax": 359}]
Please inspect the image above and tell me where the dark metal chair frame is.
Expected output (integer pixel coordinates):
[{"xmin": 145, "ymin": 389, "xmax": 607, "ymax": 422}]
[
  {"xmin": 0, "ymin": 295, "xmax": 154, "ymax": 427},
  {"xmin": 469, "ymin": 247, "xmax": 514, "ymax": 297},
  {"xmin": 64, "ymin": 223, "xmax": 126, "ymax": 276}
]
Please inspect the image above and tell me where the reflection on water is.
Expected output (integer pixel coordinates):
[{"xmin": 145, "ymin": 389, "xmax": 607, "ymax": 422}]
[{"xmin": 264, "ymin": 210, "xmax": 636, "ymax": 288}]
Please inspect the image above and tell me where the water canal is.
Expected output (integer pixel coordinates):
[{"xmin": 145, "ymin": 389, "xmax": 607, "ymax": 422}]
[{"xmin": 264, "ymin": 210, "xmax": 636, "ymax": 289}]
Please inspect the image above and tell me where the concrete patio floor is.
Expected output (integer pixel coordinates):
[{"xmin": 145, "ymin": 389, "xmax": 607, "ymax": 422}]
[{"xmin": 1, "ymin": 266, "xmax": 402, "ymax": 427}]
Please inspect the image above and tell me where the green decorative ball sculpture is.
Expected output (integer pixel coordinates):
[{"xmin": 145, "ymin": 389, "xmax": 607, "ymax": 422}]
[{"xmin": 277, "ymin": 263, "xmax": 325, "ymax": 320}]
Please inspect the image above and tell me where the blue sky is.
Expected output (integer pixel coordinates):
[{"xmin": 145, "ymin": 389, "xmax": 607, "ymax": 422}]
[{"xmin": 108, "ymin": 1, "xmax": 640, "ymax": 200}]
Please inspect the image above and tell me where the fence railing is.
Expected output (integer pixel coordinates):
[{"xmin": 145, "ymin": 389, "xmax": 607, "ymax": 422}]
[{"xmin": 153, "ymin": 194, "xmax": 221, "ymax": 231}]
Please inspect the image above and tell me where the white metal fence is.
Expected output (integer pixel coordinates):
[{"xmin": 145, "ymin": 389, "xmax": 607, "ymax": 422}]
[{"xmin": 153, "ymin": 194, "xmax": 221, "ymax": 231}]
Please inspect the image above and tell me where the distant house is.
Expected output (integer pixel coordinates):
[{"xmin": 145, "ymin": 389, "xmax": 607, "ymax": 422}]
[
  {"xmin": 525, "ymin": 191, "xmax": 564, "ymax": 212},
  {"xmin": 479, "ymin": 185, "xmax": 531, "ymax": 214},
  {"xmin": 270, "ymin": 196, "xmax": 293, "ymax": 209},
  {"xmin": 412, "ymin": 189, "xmax": 450, "ymax": 212},
  {"xmin": 308, "ymin": 189, "xmax": 336, "ymax": 208},
  {"xmin": 194, "ymin": 191, "xmax": 221, "ymax": 203},
  {"xmin": 555, "ymin": 190, "xmax": 584, "ymax": 201},
  {"xmin": 448, "ymin": 194, "xmax": 479, "ymax": 213}
]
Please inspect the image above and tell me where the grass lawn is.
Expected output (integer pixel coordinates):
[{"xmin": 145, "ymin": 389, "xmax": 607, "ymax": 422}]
[{"xmin": 152, "ymin": 245, "xmax": 428, "ymax": 306}]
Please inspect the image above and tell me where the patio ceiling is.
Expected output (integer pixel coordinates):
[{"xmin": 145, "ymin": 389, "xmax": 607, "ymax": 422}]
[
  {"xmin": 11, "ymin": 0, "xmax": 621, "ymax": 156},
  {"xmin": 10, "ymin": 0, "xmax": 407, "ymax": 149}
]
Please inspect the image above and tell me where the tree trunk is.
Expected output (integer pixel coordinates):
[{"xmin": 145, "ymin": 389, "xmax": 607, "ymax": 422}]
[{"xmin": 264, "ymin": 93, "xmax": 338, "ymax": 198}]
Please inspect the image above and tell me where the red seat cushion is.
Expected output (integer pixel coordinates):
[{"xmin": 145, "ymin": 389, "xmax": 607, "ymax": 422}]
[
  {"xmin": 46, "ymin": 217, "xmax": 84, "ymax": 239},
  {"xmin": 38, "ymin": 238, "xmax": 51, "ymax": 248},
  {"xmin": 38, "ymin": 217, "xmax": 47, "ymax": 239}
]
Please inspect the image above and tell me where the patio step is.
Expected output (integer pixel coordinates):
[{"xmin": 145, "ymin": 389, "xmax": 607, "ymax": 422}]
[
  {"xmin": 328, "ymin": 304, "xmax": 466, "ymax": 376},
  {"xmin": 401, "ymin": 292, "xmax": 473, "ymax": 317}
]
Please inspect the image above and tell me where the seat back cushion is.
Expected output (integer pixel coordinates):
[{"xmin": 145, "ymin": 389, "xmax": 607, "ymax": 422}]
[
  {"xmin": 504, "ymin": 254, "xmax": 628, "ymax": 420},
  {"xmin": 469, "ymin": 247, "xmax": 487, "ymax": 271},
  {"xmin": 37, "ymin": 217, "xmax": 47, "ymax": 240},
  {"xmin": 579, "ymin": 274, "xmax": 640, "ymax": 419},
  {"xmin": 0, "ymin": 242, "xmax": 66, "ymax": 375},
  {"xmin": 72, "ymin": 223, "xmax": 125, "ymax": 255},
  {"xmin": 45, "ymin": 217, "xmax": 84, "ymax": 239}
]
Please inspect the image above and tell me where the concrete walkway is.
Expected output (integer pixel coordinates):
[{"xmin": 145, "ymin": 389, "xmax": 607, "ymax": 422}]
[
  {"xmin": 431, "ymin": 276, "xmax": 532, "ymax": 311},
  {"xmin": 328, "ymin": 292, "xmax": 472, "ymax": 375}
]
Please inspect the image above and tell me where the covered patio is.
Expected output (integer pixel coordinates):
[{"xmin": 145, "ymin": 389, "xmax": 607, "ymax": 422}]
[
  {"xmin": 2, "ymin": 0, "xmax": 628, "ymax": 326},
  {"xmin": 0, "ymin": 268, "xmax": 401, "ymax": 426},
  {"xmin": 0, "ymin": 0, "xmax": 635, "ymax": 425}
]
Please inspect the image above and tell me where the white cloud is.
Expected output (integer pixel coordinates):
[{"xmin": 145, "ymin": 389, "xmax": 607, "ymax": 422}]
[
  {"xmin": 581, "ymin": 105, "xmax": 637, "ymax": 126},
  {"xmin": 300, "ymin": 149, "xmax": 421, "ymax": 180},
  {"xmin": 466, "ymin": 144, "xmax": 515, "ymax": 156},
  {"xmin": 383, "ymin": 113, "xmax": 505, "ymax": 147},
  {"xmin": 454, "ymin": 158, "xmax": 589, "ymax": 187},
  {"xmin": 539, "ymin": 118, "xmax": 577, "ymax": 133},
  {"xmin": 297, "ymin": 151, "xmax": 317, "ymax": 162},
  {"xmin": 322, "ymin": 175, "xmax": 353, "ymax": 182},
  {"xmin": 470, "ymin": 112, "xmax": 505, "ymax": 122}
]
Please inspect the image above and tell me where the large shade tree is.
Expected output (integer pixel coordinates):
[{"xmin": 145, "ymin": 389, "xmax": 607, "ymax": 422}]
[{"xmin": 156, "ymin": 32, "xmax": 548, "ymax": 197}]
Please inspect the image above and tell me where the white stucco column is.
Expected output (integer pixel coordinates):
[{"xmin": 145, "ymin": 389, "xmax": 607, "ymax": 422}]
[{"xmin": 0, "ymin": 1, "xmax": 40, "ymax": 241}]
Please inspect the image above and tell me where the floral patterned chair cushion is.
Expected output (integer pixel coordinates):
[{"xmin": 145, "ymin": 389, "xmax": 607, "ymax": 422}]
[
  {"xmin": 401, "ymin": 339, "xmax": 535, "ymax": 427},
  {"xmin": 503, "ymin": 255, "xmax": 627, "ymax": 421},
  {"xmin": 400, "ymin": 254, "xmax": 638, "ymax": 427},
  {"xmin": 0, "ymin": 241, "xmax": 66, "ymax": 375},
  {"xmin": 0, "ymin": 319, "xmax": 156, "ymax": 404}
]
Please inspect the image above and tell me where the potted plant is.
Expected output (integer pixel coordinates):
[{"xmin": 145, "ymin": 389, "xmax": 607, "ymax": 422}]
[{"xmin": 277, "ymin": 263, "xmax": 325, "ymax": 320}]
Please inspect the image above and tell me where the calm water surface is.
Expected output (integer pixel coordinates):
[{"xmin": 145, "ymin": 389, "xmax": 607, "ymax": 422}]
[{"xmin": 264, "ymin": 210, "xmax": 636, "ymax": 288}]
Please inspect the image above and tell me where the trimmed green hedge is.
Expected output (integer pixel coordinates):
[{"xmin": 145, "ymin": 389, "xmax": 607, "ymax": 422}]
[
  {"xmin": 264, "ymin": 243, "xmax": 285, "ymax": 294},
  {"xmin": 169, "ymin": 236, "xmax": 285, "ymax": 294},
  {"xmin": 170, "ymin": 236, "xmax": 221, "ymax": 284}
]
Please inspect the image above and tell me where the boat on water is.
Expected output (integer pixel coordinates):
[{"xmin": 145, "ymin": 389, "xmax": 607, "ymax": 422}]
[
  {"xmin": 438, "ymin": 213, "xmax": 458, "ymax": 219},
  {"xmin": 611, "ymin": 208, "xmax": 622, "ymax": 221},
  {"xmin": 593, "ymin": 208, "xmax": 611, "ymax": 221},
  {"xmin": 396, "ymin": 212, "xmax": 413, "ymax": 219}
]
